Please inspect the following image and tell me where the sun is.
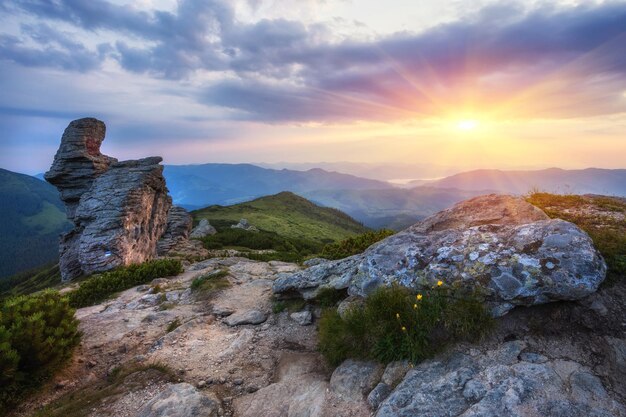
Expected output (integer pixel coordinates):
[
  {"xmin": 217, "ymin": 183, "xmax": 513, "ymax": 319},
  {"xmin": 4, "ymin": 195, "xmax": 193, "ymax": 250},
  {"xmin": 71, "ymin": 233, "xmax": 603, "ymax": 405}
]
[{"xmin": 457, "ymin": 119, "xmax": 479, "ymax": 131}]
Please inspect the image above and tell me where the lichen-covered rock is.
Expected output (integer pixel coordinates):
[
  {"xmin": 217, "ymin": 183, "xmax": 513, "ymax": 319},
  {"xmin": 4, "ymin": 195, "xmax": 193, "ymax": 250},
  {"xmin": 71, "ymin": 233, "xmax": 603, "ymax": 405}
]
[
  {"xmin": 273, "ymin": 195, "xmax": 606, "ymax": 316},
  {"xmin": 135, "ymin": 383, "xmax": 221, "ymax": 417},
  {"xmin": 45, "ymin": 118, "xmax": 172, "ymax": 280},
  {"xmin": 190, "ymin": 219, "xmax": 217, "ymax": 238},
  {"xmin": 376, "ymin": 341, "xmax": 625, "ymax": 417}
]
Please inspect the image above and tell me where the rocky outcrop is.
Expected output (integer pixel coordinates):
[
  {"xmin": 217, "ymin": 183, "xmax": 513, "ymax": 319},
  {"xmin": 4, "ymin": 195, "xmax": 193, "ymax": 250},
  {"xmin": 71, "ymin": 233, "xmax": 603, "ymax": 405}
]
[
  {"xmin": 190, "ymin": 219, "xmax": 217, "ymax": 239},
  {"xmin": 45, "ymin": 118, "xmax": 117, "ymax": 220},
  {"xmin": 375, "ymin": 341, "xmax": 625, "ymax": 417},
  {"xmin": 46, "ymin": 118, "xmax": 172, "ymax": 280},
  {"xmin": 231, "ymin": 218, "xmax": 258, "ymax": 232},
  {"xmin": 157, "ymin": 206, "xmax": 193, "ymax": 255},
  {"xmin": 273, "ymin": 195, "xmax": 606, "ymax": 316}
]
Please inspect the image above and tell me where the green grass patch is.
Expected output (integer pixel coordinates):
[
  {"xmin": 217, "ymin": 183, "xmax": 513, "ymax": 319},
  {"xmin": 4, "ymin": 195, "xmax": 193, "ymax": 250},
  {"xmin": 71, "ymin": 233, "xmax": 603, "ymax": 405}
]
[
  {"xmin": 321, "ymin": 229, "xmax": 395, "ymax": 260},
  {"xmin": 526, "ymin": 193, "xmax": 626, "ymax": 286},
  {"xmin": 0, "ymin": 290, "xmax": 80, "ymax": 414},
  {"xmin": 67, "ymin": 259, "xmax": 183, "ymax": 308},
  {"xmin": 318, "ymin": 285, "xmax": 493, "ymax": 366},
  {"xmin": 31, "ymin": 362, "xmax": 176, "ymax": 417},
  {"xmin": 166, "ymin": 318, "xmax": 181, "ymax": 333},
  {"xmin": 0, "ymin": 263, "xmax": 62, "ymax": 299},
  {"xmin": 190, "ymin": 269, "xmax": 231, "ymax": 296},
  {"xmin": 192, "ymin": 191, "xmax": 368, "ymax": 248},
  {"xmin": 272, "ymin": 298, "xmax": 307, "ymax": 314}
]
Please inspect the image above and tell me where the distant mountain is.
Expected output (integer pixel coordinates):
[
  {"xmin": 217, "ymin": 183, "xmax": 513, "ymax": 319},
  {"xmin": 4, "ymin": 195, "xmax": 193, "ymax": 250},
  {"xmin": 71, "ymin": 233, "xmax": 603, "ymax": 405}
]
[
  {"xmin": 0, "ymin": 168, "xmax": 70, "ymax": 278},
  {"xmin": 164, "ymin": 163, "xmax": 392, "ymax": 209},
  {"xmin": 192, "ymin": 191, "xmax": 368, "ymax": 246},
  {"xmin": 303, "ymin": 187, "xmax": 487, "ymax": 230},
  {"xmin": 427, "ymin": 168, "xmax": 626, "ymax": 196}
]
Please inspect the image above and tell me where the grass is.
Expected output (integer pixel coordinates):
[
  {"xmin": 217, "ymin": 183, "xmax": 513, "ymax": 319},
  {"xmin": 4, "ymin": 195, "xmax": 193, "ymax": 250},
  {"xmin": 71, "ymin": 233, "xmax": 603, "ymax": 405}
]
[
  {"xmin": 320, "ymin": 229, "xmax": 395, "ymax": 260},
  {"xmin": 190, "ymin": 268, "xmax": 231, "ymax": 298},
  {"xmin": 67, "ymin": 259, "xmax": 183, "ymax": 308},
  {"xmin": 166, "ymin": 318, "xmax": 181, "ymax": 333},
  {"xmin": 318, "ymin": 284, "xmax": 493, "ymax": 366},
  {"xmin": 0, "ymin": 263, "xmax": 62, "ymax": 299},
  {"xmin": 31, "ymin": 362, "xmax": 177, "ymax": 417},
  {"xmin": 526, "ymin": 192, "xmax": 626, "ymax": 286},
  {"xmin": 272, "ymin": 298, "xmax": 307, "ymax": 314},
  {"xmin": 192, "ymin": 191, "xmax": 368, "ymax": 247}
]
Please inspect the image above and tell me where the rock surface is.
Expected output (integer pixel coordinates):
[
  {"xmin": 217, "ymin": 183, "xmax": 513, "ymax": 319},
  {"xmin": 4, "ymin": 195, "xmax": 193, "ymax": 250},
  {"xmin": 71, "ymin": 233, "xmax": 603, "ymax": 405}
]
[
  {"xmin": 157, "ymin": 206, "xmax": 193, "ymax": 255},
  {"xmin": 157, "ymin": 207, "xmax": 209, "ymax": 259},
  {"xmin": 273, "ymin": 195, "xmax": 606, "ymax": 315},
  {"xmin": 190, "ymin": 219, "xmax": 217, "ymax": 238},
  {"xmin": 375, "ymin": 341, "xmax": 625, "ymax": 417},
  {"xmin": 45, "ymin": 118, "xmax": 173, "ymax": 280},
  {"xmin": 224, "ymin": 309, "xmax": 268, "ymax": 326},
  {"xmin": 231, "ymin": 218, "xmax": 259, "ymax": 232},
  {"xmin": 330, "ymin": 359, "xmax": 384, "ymax": 401},
  {"xmin": 135, "ymin": 383, "xmax": 220, "ymax": 417}
]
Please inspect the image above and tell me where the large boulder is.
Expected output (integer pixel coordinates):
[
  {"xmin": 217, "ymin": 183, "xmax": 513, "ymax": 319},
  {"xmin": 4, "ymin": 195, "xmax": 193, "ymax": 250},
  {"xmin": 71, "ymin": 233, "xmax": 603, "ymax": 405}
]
[
  {"xmin": 157, "ymin": 206, "xmax": 193, "ymax": 255},
  {"xmin": 45, "ymin": 118, "xmax": 172, "ymax": 280},
  {"xmin": 375, "ymin": 341, "xmax": 625, "ymax": 417},
  {"xmin": 273, "ymin": 195, "xmax": 606, "ymax": 316}
]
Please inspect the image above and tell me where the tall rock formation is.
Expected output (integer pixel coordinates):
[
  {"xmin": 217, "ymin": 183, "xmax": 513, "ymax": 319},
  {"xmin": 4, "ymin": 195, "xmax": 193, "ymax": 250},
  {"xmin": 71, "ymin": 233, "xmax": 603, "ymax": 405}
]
[{"xmin": 46, "ymin": 118, "xmax": 172, "ymax": 281}]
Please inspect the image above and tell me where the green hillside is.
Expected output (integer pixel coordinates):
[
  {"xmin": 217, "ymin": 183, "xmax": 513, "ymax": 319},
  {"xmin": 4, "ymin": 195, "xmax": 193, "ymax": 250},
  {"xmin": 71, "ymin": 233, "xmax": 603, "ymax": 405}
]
[
  {"xmin": 192, "ymin": 191, "xmax": 368, "ymax": 247},
  {"xmin": 0, "ymin": 168, "xmax": 71, "ymax": 278}
]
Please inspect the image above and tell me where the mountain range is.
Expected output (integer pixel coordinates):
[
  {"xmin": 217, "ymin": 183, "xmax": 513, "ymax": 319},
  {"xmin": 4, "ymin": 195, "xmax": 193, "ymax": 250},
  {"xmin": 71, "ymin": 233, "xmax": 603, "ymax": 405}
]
[{"xmin": 163, "ymin": 163, "xmax": 392, "ymax": 209}]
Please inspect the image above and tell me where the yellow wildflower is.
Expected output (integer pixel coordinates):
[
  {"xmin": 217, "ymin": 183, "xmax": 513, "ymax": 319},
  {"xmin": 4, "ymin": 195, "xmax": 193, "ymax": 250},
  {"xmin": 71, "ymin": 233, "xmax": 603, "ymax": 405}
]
[
  {"xmin": 416, "ymin": 294, "xmax": 423, "ymax": 301},
  {"xmin": 413, "ymin": 304, "xmax": 418, "ymax": 309},
  {"xmin": 401, "ymin": 326, "xmax": 406, "ymax": 332},
  {"xmin": 396, "ymin": 313, "xmax": 400, "ymax": 319},
  {"xmin": 437, "ymin": 280, "xmax": 443, "ymax": 287}
]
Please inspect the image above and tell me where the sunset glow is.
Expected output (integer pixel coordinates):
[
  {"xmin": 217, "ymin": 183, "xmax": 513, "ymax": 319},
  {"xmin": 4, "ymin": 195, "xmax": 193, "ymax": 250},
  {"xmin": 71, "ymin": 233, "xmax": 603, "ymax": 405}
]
[
  {"xmin": 456, "ymin": 120, "xmax": 479, "ymax": 131},
  {"xmin": 0, "ymin": 0, "xmax": 624, "ymax": 173}
]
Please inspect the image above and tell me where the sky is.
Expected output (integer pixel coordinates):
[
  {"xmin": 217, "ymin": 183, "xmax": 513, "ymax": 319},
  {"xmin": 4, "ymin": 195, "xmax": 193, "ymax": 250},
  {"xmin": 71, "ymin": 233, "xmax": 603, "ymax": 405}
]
[{"xmin": 0, "ymin": 0, "xmax": 625, "ymax": 175}]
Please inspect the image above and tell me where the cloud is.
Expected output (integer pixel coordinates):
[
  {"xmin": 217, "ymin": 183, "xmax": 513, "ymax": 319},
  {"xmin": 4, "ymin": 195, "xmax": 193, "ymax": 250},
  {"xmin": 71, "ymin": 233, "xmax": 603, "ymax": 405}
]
[{"xmin": 1, "ymin": 0, "xmax": 626, "ymax": 122}]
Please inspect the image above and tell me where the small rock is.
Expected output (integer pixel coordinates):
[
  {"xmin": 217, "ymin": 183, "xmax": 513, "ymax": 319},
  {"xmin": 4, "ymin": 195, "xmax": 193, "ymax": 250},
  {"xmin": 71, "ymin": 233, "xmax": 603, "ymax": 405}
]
[
  {"xmin": 246, "ymin": 385, "xmax": 259, "ymax": 393},
  {"xmin": 462, "ymin": 379, "xmax": 487, "ymax": 403},
  {"xmin": 290, "ymin": 310, "xmax": 313, "ymax": 326},
  {"xmin": 233, "ymin": 378, "xmax": 244, "ymax": 386},
  {"xmin": 330, "ymin": 359, "xmax": 384, "ymax": 401},
  {"xmin": 381, "ymin": 361, "xmax": 410, "ymax": 387},
  {"xmin": 224, "ymin": 310, "xmax": 267, "ymax": 326},
  {"xmin": 520, "ymin": 352, "xmax": 549, "ymax": 364},
  {"xmin": 135, "ymin": 383, "xmax": 221, "ymax": 417},
  {"xmin": 197, "ymin": 380, "xmax": 206, "ymax": 388},
  {"xmin": 367, "ymin": 383, "xmax": 392, "ymax": 410}
]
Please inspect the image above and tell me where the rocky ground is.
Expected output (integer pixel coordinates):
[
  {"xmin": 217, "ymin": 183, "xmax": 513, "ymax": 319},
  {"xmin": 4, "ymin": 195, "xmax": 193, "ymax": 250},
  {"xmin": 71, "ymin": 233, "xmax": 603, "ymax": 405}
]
[{"xmin": 9, "ymin": 195, "xmax": 626, "ymax": 417}]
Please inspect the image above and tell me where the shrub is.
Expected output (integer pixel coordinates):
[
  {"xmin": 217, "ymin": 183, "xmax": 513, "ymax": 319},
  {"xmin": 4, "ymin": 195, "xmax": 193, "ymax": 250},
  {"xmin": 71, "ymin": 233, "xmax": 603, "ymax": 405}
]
[
  {"xmin": 68, "ymin": 259, "xmax": 183, "ymax": 308},
  {"xmin": 272, "ymin": 298, "xmax": 306, "ymax": 314},
  {"xmin": 0, "ymin": 290, "xmax": 80, "ymax": 413},
  {"xmin": 318, "ymin": 284, "xmax": 493, "ymax": 366},
  {"xmin": 200, "ymin": 228, "xmax": 321, "ymax": 256},
  {"xmin": 166, "ymin": 318, "xmax": 181, "ymax": 333},
  {"xmin": 321, "ymin": 230, "xmax": 395, "ymax": 260},
  {"xmin": 314, "ymin": 287, "xmax": 347, "ymax": 308}
]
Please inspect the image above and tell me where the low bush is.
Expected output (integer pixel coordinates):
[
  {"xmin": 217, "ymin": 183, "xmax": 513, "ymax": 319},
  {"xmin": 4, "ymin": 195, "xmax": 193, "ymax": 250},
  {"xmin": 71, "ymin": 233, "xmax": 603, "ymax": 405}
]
[
  {"xmin": 318, "ymin": 284, "xmax": 493, "ymax": 366},
  {"xmin": 200, "ymin": 227, "xmax": 321, "ymax": 256},
  {"xmin": 272, "ymin": 298, "xmax": 307, "ymax": 314},
  {"xmin": 321, "ymin": 230, "xmax": 395, "ymax": 260},
  {"xmin": 68, "ymin": 259, "xmax": 183, "ymax": 308},
  {"xmin": 0, "ymin": 290, "xmax": 80, "ymax": 413}
]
